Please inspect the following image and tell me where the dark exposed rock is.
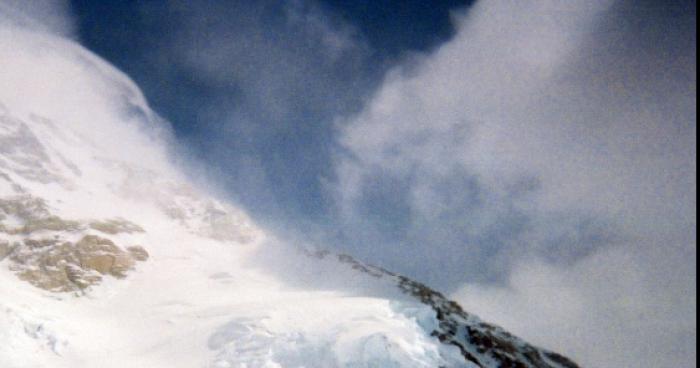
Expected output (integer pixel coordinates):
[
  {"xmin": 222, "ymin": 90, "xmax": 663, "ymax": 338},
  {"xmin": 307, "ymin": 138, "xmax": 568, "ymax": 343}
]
[{"xmin": 331, "ymin": 251, "xmax": 581, "ymax": 368}]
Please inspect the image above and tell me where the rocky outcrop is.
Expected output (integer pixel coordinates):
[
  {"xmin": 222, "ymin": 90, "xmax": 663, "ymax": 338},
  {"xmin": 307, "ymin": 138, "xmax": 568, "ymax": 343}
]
[
  {"xmin": 0, "ymin": 195, "xmax": 148, "ymax": 292},
  {"xmin": 89, "ymin": 219, "xmax": 144, "ymax": 235},
  {"xmin": 113, "ymin": 164, "xmax": 259, "ymax": 244},
  {"xmin": 327, "ymin": 251, "xmax": 581, "ymax": 368},
  {"xmin": 395, "ymin": 276, "xmax": 579, "ymax": 368},
  {"xmin": 0, "ymin": 196, "xmax": 80, "ymax": 234}
]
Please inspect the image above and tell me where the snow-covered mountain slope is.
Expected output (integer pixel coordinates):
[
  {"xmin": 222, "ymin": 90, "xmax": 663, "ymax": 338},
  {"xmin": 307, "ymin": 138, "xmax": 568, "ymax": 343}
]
[{"xmin": 0, "ymin": 26, "xmax": 580, "ymax": 368}]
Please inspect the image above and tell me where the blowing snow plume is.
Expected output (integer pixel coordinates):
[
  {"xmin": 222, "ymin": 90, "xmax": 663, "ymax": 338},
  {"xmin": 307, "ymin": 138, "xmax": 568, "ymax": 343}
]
[
  {"xmin": 0, "ymin": 0, "xmax": 74, "ymax": 37},
  {"xmin": 0, "ymin": 0, "xmax": 695, "ymax": 367},
  {"xmin": 0, "ymin": 2, "xmax": 596, "ymax": 368},
  {"xmin": 330, "ymin": 0, "xmax": 696, "ymax": 367}
]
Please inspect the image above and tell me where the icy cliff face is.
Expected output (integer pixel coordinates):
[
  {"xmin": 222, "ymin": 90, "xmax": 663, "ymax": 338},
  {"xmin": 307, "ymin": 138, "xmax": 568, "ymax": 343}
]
[{"xmin": 0, "ymin": 26, "xmax": 579, "ymax": 368}]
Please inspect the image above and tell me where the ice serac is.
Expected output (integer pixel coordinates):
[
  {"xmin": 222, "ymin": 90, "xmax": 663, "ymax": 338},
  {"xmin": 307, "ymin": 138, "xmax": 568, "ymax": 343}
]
[{"xmin": 0, "ymin": 26, "xmax": 580, "ymax": 368}]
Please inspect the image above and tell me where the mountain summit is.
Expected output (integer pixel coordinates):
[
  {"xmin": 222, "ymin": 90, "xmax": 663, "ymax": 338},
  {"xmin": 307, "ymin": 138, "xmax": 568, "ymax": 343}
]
[{"xmin": 0, "ymin": 26, "xmax": 580, "ymax": 368}]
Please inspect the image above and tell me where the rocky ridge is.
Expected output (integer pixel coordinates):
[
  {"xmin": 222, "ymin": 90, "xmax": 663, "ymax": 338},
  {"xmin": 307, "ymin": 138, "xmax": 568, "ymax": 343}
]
[
  {"xmin": 0, "ymin": 27, "xmax": 582, "ymax": 367},
  {"xmin": 0, "ymin": 107, "xmax": 582, "ymax": 367},
  {"xmin": 330, "ymin": 251, "xmax": 581, "ymax": 368}
]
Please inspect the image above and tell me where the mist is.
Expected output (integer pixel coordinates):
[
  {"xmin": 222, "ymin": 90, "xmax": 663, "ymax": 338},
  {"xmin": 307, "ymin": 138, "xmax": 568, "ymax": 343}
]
[
  {"xmin": 3, "ymin": 1, "xmax": 696, "ymax": 367},
  {"xmin": 0, "ymin": 0, "xmax": 75, "ymax": 37},
  {"xmin": 330, "ymin": 1, "xmax": 695, "ymax": 366}
]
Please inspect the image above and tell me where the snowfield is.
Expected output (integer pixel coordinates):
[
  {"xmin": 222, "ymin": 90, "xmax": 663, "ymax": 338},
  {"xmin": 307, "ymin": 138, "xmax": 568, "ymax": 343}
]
[{"xmin": 0, "ymin": 24, "xmax": 578, "ymax": 368}]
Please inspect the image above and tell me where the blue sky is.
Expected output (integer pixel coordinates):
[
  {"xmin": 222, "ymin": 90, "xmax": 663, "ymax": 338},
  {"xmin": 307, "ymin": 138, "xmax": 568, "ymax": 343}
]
[
  {"xmin": 68, "ymin": 0, "xmax": 696, "ymax": 288},
  {"xmin": 0, "ymin": 0, "xmax": 696, "ymax": 366},
  {"xmin": 69, "ymin": 0, "xmax": 696, "ymax": 296},
  {"xmin": 70, "ymin": 0, "xmax": 472, "ymax": 233},
  {"xmin": 69, "ymin": 1, "xmax": 700, "ymax": 364},
  {"xmin": 70, "ymin": 0, "xmax": 481, "ymax": 283}
]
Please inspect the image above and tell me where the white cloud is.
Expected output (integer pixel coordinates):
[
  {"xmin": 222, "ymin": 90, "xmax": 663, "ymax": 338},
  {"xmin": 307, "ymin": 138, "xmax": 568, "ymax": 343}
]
[
  {"xmin": 3, "ymin": 0, "xmax": 693, "ymax": 365},
  {"xmin": 454, "ymin": 244, "xmax": 696, "ymax": 368},
  {"xmin": 0, "ymin": 0, "xmax": 75, "ymax": 37},
  {"xmin": 136, "ymin": 0, "xmax": 377, "ymax": 222},
  {"xmin": 330, "ymin": 0, "xmax": 696, "ymax": 365}
]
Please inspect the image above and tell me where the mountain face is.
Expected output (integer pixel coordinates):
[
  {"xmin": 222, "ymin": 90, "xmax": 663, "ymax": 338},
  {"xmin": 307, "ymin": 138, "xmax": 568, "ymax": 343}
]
[{"xmin": 0, "ymin": 27, "xmax": 580, "ymax": 368}]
